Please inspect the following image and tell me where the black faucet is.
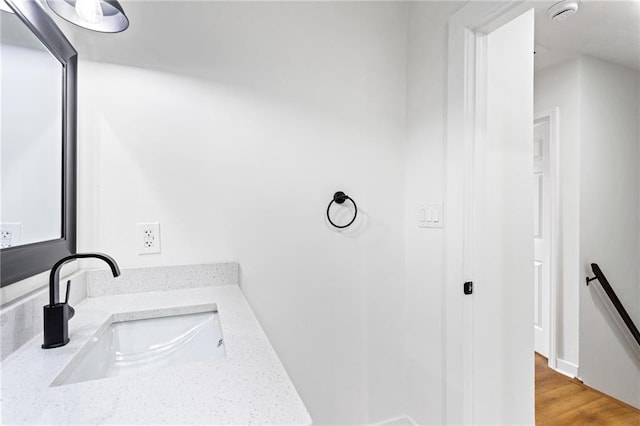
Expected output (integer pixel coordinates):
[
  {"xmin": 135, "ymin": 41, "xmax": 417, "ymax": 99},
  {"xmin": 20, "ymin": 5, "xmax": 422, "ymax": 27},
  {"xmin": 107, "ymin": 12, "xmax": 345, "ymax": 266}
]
[{"xmin": 42, "ymin": 252, "xmax": 121, "ymax": 349}]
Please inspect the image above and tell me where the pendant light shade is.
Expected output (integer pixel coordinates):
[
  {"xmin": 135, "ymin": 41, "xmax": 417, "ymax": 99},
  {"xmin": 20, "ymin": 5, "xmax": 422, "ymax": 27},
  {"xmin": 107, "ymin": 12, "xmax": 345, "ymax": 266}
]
[{"xmin": 46, "ymin": 0, "xmax": 129, "ymax": 33}]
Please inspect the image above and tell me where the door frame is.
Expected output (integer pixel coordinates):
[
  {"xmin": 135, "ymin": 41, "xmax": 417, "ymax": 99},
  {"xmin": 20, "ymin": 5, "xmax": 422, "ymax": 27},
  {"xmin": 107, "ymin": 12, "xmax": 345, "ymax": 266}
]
[
  {"xmin": 444, "ymin": 1, "xmax": 533, "ymax": 424},
  {"xmin": 534, "ymin": 107, "xmax": 561, "ymax": 371}
]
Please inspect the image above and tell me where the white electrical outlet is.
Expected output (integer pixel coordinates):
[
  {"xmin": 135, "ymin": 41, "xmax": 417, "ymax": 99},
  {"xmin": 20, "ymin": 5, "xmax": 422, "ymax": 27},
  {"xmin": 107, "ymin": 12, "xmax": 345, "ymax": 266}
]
[
  {"xmin": 0, "ymin": 223, "xmax": 21, "ymax": 248},
  {"xmin": 1, "ymin": 230, "xmax": 12, "ymax": 248},
  {"xmin": 137, "ymin": 223, "xmax": 161, "ymax": 254}
]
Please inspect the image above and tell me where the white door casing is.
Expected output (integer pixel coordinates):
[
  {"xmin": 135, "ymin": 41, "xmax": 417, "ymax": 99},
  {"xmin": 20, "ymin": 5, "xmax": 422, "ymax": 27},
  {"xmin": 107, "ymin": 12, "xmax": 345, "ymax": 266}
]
[
  {"xmin": 534, "ymin": 108, "xmax": 561, "ymax": 371},
  {"xmin": 470, "ymin": 10, "xmax": 535, "ymax": 425},
  {"xmin": 445, "ymin": 2, "xmax": 536, "ymax": 425}
]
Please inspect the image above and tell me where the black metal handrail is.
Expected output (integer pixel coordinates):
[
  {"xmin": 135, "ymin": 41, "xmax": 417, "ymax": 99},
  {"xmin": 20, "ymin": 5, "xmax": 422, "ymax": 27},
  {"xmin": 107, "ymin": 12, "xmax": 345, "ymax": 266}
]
[{"xmin": 586, "ymin": 263, "xmax": 640, "ymax": 348}]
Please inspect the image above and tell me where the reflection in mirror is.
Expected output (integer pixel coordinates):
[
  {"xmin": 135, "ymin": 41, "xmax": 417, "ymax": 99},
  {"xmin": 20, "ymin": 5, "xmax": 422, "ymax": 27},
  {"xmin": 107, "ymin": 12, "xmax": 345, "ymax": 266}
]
[{"xmin": 1, "ymin": 7, "xmax": 62, "ymax": 248}]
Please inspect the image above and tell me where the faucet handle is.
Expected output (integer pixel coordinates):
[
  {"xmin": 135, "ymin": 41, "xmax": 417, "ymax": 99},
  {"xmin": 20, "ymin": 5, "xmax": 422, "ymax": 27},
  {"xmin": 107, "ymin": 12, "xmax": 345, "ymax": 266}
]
[{"xmin": 64, "ymin": 280, "xmax": 75, "ymax": 320}]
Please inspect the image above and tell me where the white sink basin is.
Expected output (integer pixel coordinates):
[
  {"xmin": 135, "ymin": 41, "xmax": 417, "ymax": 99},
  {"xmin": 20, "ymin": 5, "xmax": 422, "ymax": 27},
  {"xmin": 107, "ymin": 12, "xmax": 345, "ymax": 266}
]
[{"xmin": 52, "ymin": 310, "xmax": 225, "ymax": 386}]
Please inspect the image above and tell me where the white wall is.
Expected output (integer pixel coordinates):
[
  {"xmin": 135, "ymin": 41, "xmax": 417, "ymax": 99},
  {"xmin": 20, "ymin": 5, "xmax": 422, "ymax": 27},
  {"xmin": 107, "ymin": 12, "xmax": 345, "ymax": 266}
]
[
  {"xmin": 77, "ymin": 2, "xmax": 408, "ymax": 424},
  {"xmin": 405, "ymin": 2, "xmax": 463, "ymax": 424},
  {"xmin": 534, "ymin": 59, "xmax": 582, "ymax": 370},
  {"xmin": 578, "ymin": 56, "xmax": 640, "ymax": 408}
]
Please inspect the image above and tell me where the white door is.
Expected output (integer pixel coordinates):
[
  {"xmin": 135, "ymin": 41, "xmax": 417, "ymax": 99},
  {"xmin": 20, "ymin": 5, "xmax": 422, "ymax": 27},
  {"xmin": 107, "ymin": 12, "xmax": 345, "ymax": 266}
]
[
  {"xmin": 470, "ymin": 9, "xmax": 535, "ymax": 425},
  {"xmin": 533, "ymin": 117, "xmax": 551, "ymax": 357}
]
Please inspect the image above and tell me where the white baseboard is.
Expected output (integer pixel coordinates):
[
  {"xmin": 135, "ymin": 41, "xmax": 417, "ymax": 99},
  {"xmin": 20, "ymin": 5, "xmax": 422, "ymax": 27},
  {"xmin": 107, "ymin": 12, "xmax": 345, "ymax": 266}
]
[
  {"xmin": 375, "ymin": 415, "xmax": 418, "ymax": 426},
  {"xmin": 555, "ymin": 358, "xmax": 578, "ymax": 378}
]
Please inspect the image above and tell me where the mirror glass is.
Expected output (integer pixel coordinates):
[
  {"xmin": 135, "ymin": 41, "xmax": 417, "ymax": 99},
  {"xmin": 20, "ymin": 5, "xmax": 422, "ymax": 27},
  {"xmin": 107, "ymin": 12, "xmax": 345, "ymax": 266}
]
[{"xmin": 1, "ymin": 8, "xmax": 63, "ymax": 248}]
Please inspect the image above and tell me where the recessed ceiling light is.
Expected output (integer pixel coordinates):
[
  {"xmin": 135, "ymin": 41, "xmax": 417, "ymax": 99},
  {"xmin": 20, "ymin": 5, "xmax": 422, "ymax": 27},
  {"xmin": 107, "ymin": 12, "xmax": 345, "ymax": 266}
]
[{"xmin": 547, "ymin": 0, "xmax": 580, "ymax": 21}]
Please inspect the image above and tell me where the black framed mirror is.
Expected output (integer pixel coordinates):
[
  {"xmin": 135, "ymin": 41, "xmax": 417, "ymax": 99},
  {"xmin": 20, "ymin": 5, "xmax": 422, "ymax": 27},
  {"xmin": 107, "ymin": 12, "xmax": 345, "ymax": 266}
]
[{"xmin": 0, "ymin": 0, "xmax": 77, "ymax": 287}]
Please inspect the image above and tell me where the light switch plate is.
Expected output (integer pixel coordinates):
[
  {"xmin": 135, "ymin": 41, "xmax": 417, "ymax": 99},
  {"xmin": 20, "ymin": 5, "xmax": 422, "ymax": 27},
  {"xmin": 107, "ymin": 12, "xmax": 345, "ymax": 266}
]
[{"xmin": 418, "ymin": 203, "xmax": 443, "ymax": 228}]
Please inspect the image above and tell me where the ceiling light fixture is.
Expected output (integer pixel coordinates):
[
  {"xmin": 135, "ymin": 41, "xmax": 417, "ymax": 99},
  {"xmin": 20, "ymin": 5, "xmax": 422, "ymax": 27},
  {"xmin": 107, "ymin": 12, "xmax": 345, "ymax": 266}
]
[
  {"xmin": 547, "ymin": 0, "xmax": 580, "ymax": 21},
  {"xmin": 45, "ymin": 0, "xmax": 129, "ymax": 33}
]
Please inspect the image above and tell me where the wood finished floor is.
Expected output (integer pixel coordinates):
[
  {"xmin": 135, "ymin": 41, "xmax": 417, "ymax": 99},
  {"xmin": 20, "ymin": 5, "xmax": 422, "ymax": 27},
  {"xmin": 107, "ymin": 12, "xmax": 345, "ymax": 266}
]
[{"xmin": 535, "ymin": 353, "xmax": 640, "ymax": 425}]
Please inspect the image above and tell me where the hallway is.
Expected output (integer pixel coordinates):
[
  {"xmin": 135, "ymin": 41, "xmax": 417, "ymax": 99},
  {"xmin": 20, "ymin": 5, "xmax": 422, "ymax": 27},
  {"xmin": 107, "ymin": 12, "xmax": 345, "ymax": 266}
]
[{"xmin": 535, "ymin": 354, "xmax": 640, "ymax": 425}]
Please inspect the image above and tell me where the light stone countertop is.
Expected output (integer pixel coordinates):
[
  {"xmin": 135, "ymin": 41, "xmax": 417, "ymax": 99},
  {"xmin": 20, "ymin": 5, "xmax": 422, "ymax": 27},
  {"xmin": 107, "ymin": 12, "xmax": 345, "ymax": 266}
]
[{"xmin": 0, "ymin": 285, "xmax": 312, "ymax": 425}]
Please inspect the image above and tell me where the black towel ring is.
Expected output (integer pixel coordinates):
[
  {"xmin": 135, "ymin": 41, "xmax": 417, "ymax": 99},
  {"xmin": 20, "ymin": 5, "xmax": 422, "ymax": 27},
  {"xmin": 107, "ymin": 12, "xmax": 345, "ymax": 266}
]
[{"xmin": 327, "ymin": 191, "xmax": 357, "ymax": 229}]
